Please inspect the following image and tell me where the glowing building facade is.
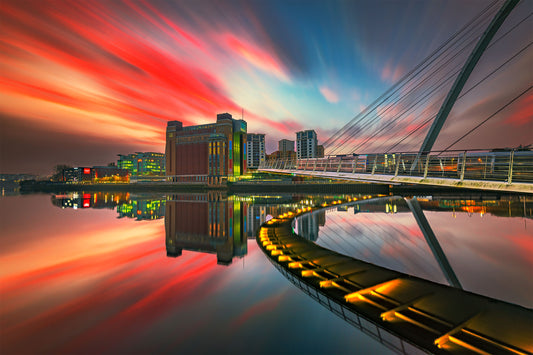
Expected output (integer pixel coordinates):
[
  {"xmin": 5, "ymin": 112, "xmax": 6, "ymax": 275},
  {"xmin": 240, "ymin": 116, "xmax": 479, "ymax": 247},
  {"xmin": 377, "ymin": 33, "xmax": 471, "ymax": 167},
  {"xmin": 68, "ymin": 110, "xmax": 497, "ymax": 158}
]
[
  {"xmin": 117, "ymin": 152, "xmax": 165, "ymax": 176},
  {"xmin": 166, "ymin": 113, "xmax": 247, "ymax": 184}
]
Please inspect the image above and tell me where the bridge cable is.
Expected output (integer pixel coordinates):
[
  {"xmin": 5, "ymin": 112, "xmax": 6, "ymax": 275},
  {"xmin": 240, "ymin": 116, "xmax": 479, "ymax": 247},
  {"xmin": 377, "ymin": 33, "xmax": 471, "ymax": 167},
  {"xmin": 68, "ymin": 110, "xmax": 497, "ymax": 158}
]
[
  {"xmin": 342, "ymin": 7, "xmax": 530, "ymax": 155},
  {"xmin": 442, "ymin": 85, "xmax": 532, "ymax": 151},
  {"xmin": 386, "ymin": 33, "xmax": 533, "ymax": 154},
  {"xmin": 327, "ymin": 16, "xmax": 495, "ymax": 154},
  {"xmin": 326, "ymin": 0, "xmax": 530, "ymax": 156},
  {"xmin": 322, "ymin": 0, "xmax": 501, "ymax": 152},
  {"xmin": 324, "ymin": 0, "xmax": 502, "ymax": 154}
]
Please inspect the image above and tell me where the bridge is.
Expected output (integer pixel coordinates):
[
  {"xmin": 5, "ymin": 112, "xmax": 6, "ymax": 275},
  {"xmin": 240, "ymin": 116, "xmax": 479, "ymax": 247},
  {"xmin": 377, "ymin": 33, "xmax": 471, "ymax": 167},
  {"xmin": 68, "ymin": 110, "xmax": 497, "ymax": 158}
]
[
  {"xmin": 260, "ymin": 0, "xmax": 533, "ymax": 193},
  {"xmin": 257, "ymin": 196, "xmax": 533, "ymax": 354}
]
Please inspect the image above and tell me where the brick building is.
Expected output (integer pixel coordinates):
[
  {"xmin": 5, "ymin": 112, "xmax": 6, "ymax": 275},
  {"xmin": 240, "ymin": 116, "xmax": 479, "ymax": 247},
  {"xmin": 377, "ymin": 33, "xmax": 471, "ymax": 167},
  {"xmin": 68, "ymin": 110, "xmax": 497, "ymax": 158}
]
[{"xmin": 165, "ymin": 113, "xmax": 247, "ymax": 184}]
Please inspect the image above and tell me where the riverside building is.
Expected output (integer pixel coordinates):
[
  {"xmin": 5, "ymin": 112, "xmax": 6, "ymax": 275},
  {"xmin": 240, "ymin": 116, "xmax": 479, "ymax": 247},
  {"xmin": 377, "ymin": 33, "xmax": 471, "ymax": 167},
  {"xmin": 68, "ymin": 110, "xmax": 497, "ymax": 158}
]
[
  {"xmin": 296, "ymin": 130, "xmax": 318, "ymax": 159},
  {"xmin": 165, "ymin": 113, "xmax": 247, "ymax": 184},
  {"xmin": 117, "ymin": 152, "xmax": 165, "ymax": 176},
  {"xmin": 246, "ymin": 133, "xmax": 265, "ymax": 169}
]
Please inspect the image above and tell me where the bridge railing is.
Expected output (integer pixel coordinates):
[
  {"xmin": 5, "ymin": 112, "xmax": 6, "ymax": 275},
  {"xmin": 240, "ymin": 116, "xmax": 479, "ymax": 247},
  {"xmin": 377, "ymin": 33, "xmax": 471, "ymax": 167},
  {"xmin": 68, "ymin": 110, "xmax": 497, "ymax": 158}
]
[{"xmin": 259, "ymin": 149, "xmax": 533, "ymax": 184}]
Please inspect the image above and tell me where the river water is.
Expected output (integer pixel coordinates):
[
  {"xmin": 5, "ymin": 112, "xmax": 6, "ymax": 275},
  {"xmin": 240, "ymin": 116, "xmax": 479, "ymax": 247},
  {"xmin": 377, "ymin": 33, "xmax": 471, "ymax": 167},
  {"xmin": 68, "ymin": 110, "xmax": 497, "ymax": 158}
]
[{"xmin": 0, "ymin": 191, "xmax": 531, "ymax": 354}]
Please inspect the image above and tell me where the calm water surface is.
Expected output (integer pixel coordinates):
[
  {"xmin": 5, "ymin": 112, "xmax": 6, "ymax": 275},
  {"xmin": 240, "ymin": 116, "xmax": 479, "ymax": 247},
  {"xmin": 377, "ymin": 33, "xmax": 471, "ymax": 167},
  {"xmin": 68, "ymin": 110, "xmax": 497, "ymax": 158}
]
[{"xmin": 0, "ymin": 191, "xmax": 531, "ymax": 354}]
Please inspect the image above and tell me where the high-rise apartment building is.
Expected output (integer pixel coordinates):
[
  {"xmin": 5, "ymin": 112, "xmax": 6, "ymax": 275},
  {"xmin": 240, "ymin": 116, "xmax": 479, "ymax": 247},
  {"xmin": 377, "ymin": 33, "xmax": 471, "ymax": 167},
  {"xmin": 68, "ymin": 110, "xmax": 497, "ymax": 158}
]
[
  {"xmin": 165, "ymin": 113, "xmax": 247, "ymax": 184},
  {"xmin": 246, "ymin": 133, "xmax": 265, "ymax": 169},
  {"xmin": 296, "ymin": 130, "xmax": 317, "ymax": 159}
]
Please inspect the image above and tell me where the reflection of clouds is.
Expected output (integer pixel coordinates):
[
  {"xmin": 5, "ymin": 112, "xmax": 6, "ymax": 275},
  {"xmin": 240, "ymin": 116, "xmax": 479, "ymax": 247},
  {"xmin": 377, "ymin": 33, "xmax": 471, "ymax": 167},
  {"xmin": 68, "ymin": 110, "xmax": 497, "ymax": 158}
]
[
  {"xmin": 316, "ymin": 204, "xmax": 533, "ymax": 308},
  {"xmin": 318, "ymin": 210, "xmax": 445, "ymax": 285},
  {"xmin": 425, "ymin": 211, "xmax": 533, "ymax": 307}
]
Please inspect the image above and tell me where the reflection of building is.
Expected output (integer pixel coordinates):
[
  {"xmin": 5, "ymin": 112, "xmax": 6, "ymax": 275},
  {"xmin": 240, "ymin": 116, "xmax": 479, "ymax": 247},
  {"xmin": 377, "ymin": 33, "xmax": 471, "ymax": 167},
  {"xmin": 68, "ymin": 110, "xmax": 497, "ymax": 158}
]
[
  {"xmin": 246, "ymin": 133, "xmax": 265, "ymax": 169},
  {"xmin": 296, "ymin": 130, "xmax": 317, "ymax": 159},
  {"xmin": 247, "ymin": 205, "xmax": 267, "ymax": 238},
  {"xmin": 165, "ymin": 113, "xmax": 247, "ymax": 184},
  {"xmin": 117, "ymin": 199, "xmax": 165, "ymax": 220},
  {"xmin": 62, "ymin": 166, "xmax": 129, "ymax": 183},
  {"xmin": 51, "ymin": 192, "xmax": 166, "ymax": 220},
  {"xmin": 117, "ymin": 152, "xmax": 165, "ymax": 176},
  {"xmin": 51, "ymin": 192, "xmax": 130, "ymax": 210},
  {"xmin": 296, "ymin": 210, "xmax": 326, "ymax": 241},
  {"xmin": 165, "ymin": 192, "xmax": 248, "ymax": 265}
]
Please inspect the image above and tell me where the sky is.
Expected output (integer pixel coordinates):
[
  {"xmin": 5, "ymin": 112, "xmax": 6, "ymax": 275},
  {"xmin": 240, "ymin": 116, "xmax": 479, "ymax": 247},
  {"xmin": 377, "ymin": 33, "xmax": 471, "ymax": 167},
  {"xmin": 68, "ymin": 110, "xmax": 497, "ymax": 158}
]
[{"xmin": 0, "ymin": 0, "xmax": 531, "ymax": 174}]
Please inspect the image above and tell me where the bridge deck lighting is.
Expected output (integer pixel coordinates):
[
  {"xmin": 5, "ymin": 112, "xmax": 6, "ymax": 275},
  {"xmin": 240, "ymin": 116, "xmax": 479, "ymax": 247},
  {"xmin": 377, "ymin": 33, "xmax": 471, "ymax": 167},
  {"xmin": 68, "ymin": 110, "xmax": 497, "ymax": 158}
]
[
  {"xmin": 288, "ymin": 262, "xmax": 304, "ymax": 269},
  {"xmin": 320, "ymin": 280, "xmax": 333, "ymax": 288}
]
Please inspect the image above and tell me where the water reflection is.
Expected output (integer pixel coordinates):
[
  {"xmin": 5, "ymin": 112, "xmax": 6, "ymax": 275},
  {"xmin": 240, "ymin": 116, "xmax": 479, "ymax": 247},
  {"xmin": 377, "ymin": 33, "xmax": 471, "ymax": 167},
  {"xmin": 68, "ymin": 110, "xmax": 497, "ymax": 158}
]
[
  {"xmin": 165, "ymin": 192, "xmax": 247, "ymax": 265},
  {"xmin": 312, "ymin": 194, "xmax": 533, "ymax": 308},
  {"xmin": 3, "ymin": 191, "xmax": 529, "ymax": 353},
  {"xmin": 50, "ymin": 192, "xmax": 354, "ymax": 267}
]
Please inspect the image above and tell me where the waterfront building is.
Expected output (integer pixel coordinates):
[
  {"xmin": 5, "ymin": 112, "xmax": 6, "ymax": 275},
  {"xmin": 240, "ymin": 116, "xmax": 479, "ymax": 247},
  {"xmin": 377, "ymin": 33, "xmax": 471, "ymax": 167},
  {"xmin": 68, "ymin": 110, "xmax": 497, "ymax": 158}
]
[
  {"xmin": 62, "ymin": 166, "xmax": 129, "ymax": 183},
  {"xmin": 278, "ymin": 139, "xmax": 294, "ymax": 153},
  {"xmin": 278, "ymin": 139, "xmax": 296, "ymax": 160},
  {"xmin": 317, "ymin": 145, "xmax": 325, "ymax": 158},
  {"xmin": 92, "ymin": 166, "xmax": 129, "ymax": 182},
  {"xmin": 117, "ymin": 152, "xmax": 165, "ymax": 176},
  {"xmin": 267, "ymin": 150, "xmax": 296, "ymax": 161},
  {"xmin": 246, "ymin": 133, "xmax": 265, "ymax": 169},
  {"xmin": 165, "ymin": 113, "xmax": 247, "ymax": 184},
  {"xmin": 296, "ymin": 130, "xmax": 318, "ymax": 159},
  {"xmin": 62, "ymin": 167, "xmax": 93, "ymax": 183}
]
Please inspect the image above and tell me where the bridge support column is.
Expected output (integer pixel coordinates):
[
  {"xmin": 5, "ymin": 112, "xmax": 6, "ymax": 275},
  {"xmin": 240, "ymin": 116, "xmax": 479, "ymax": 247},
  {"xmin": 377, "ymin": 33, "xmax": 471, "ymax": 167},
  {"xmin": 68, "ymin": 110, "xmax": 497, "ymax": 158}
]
[
  {"xmin": 508, "ymin": 150, "xmax": 514, "ymax": 184},
  {"xmin": 394, "ymin": 154, "xmax": 401, "ymax": 177}
]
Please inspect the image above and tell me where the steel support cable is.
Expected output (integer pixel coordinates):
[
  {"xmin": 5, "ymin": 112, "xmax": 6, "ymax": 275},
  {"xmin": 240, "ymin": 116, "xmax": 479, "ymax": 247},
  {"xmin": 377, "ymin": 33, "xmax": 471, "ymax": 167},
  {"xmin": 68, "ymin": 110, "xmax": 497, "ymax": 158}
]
[
  {"xmin": 384, "ymin": 40, "xmax": 532, "ymax": 153},
  {"xmin": 349, "ymin": 51, "xmax": 474, "ymax": 154},
  {"xmin": 323, "ymin": 0, "xmax": 502, "ymax": 151},
  {"xmin": 442, "ymin": 85, "xmax": 533, "ymax": 151},
  {"xmin": 358, "ymin": 12, "xmax": 532, "ymax": 155},
  {"xmin": 323, "ymin": 1, "xmax": 501, "ymax": 151},
  {"xmin": 318, "ymin": 215, "xmax": 386, "ymax": 261},
  {"xmin": 328, "ymin": 1, "xmax": 527, "ymax": 156},
  {"xmin": 319, "ymin": 212, "xmax": 436, "ymax": 272},
  {"xmin": 386, "ymin": 13, "xmax": 533, "ymax": 153},
  {"xmin": 327, "ymin": 12, "xmax": 496, "ymax": 155},
  {"xmin": 338, "ymin": 11, "xmax": 509, "ymax": 155},
  {"xmin": 323, "ymin": 0, "xmax": 501, "ymax": 152}
]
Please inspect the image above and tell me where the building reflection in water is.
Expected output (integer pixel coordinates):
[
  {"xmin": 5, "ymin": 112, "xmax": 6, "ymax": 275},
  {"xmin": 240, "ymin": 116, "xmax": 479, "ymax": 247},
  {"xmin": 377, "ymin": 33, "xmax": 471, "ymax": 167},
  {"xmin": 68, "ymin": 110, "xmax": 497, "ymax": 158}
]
[
  {"xmin": 51, "ymin": 192, "xmax": 166, "ymax": 220},
  {"xmin": 51, "ymin": 192, "xmax": 385, "ymax": 266},
  {"xmin": 165, "ymin": 192, "xmax": 247, "ymax": 265}
]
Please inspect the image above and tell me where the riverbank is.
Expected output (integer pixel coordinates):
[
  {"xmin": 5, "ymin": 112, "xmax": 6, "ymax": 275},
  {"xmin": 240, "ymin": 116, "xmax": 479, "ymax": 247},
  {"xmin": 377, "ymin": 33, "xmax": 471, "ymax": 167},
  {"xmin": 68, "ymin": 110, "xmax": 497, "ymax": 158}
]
[{"xmin": 19, "ymin": 180, "xmax": 391, "ymax": 194}]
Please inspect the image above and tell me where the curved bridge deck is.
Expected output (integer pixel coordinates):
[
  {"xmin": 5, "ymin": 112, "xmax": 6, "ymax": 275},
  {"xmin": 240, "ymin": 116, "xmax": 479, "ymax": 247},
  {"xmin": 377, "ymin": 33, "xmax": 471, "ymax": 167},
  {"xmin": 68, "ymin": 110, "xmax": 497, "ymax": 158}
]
[{"xmin": 257, "ymin": 199, "xmax": 532, "ymax": 354}]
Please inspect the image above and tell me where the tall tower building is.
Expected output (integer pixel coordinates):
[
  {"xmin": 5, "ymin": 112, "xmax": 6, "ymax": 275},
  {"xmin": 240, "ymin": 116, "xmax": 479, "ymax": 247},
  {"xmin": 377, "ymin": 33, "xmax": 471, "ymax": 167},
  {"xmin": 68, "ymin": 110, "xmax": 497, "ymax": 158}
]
[
  {"xmin": 246, "ymin": 133, "xmax": 265, "ymax": 169},
  {"xmin": 165, "ymin": 113, "xmax": 247, "ymax": 184},
  {"xmin": 296, "ymin": 130, "xmax": 317, "ymax": 159}
]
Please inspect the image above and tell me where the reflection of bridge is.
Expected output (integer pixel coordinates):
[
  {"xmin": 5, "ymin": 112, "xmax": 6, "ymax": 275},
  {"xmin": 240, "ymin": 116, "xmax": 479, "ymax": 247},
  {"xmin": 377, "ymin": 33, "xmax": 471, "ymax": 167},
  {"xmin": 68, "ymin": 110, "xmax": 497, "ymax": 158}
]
[
  {"xmin": 257, "ymin": 197, "xmax": 532, "ymax": 354},
  {"xmin": 261, "ymin": 0, "xmax": 533, "ymax": 193}
]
